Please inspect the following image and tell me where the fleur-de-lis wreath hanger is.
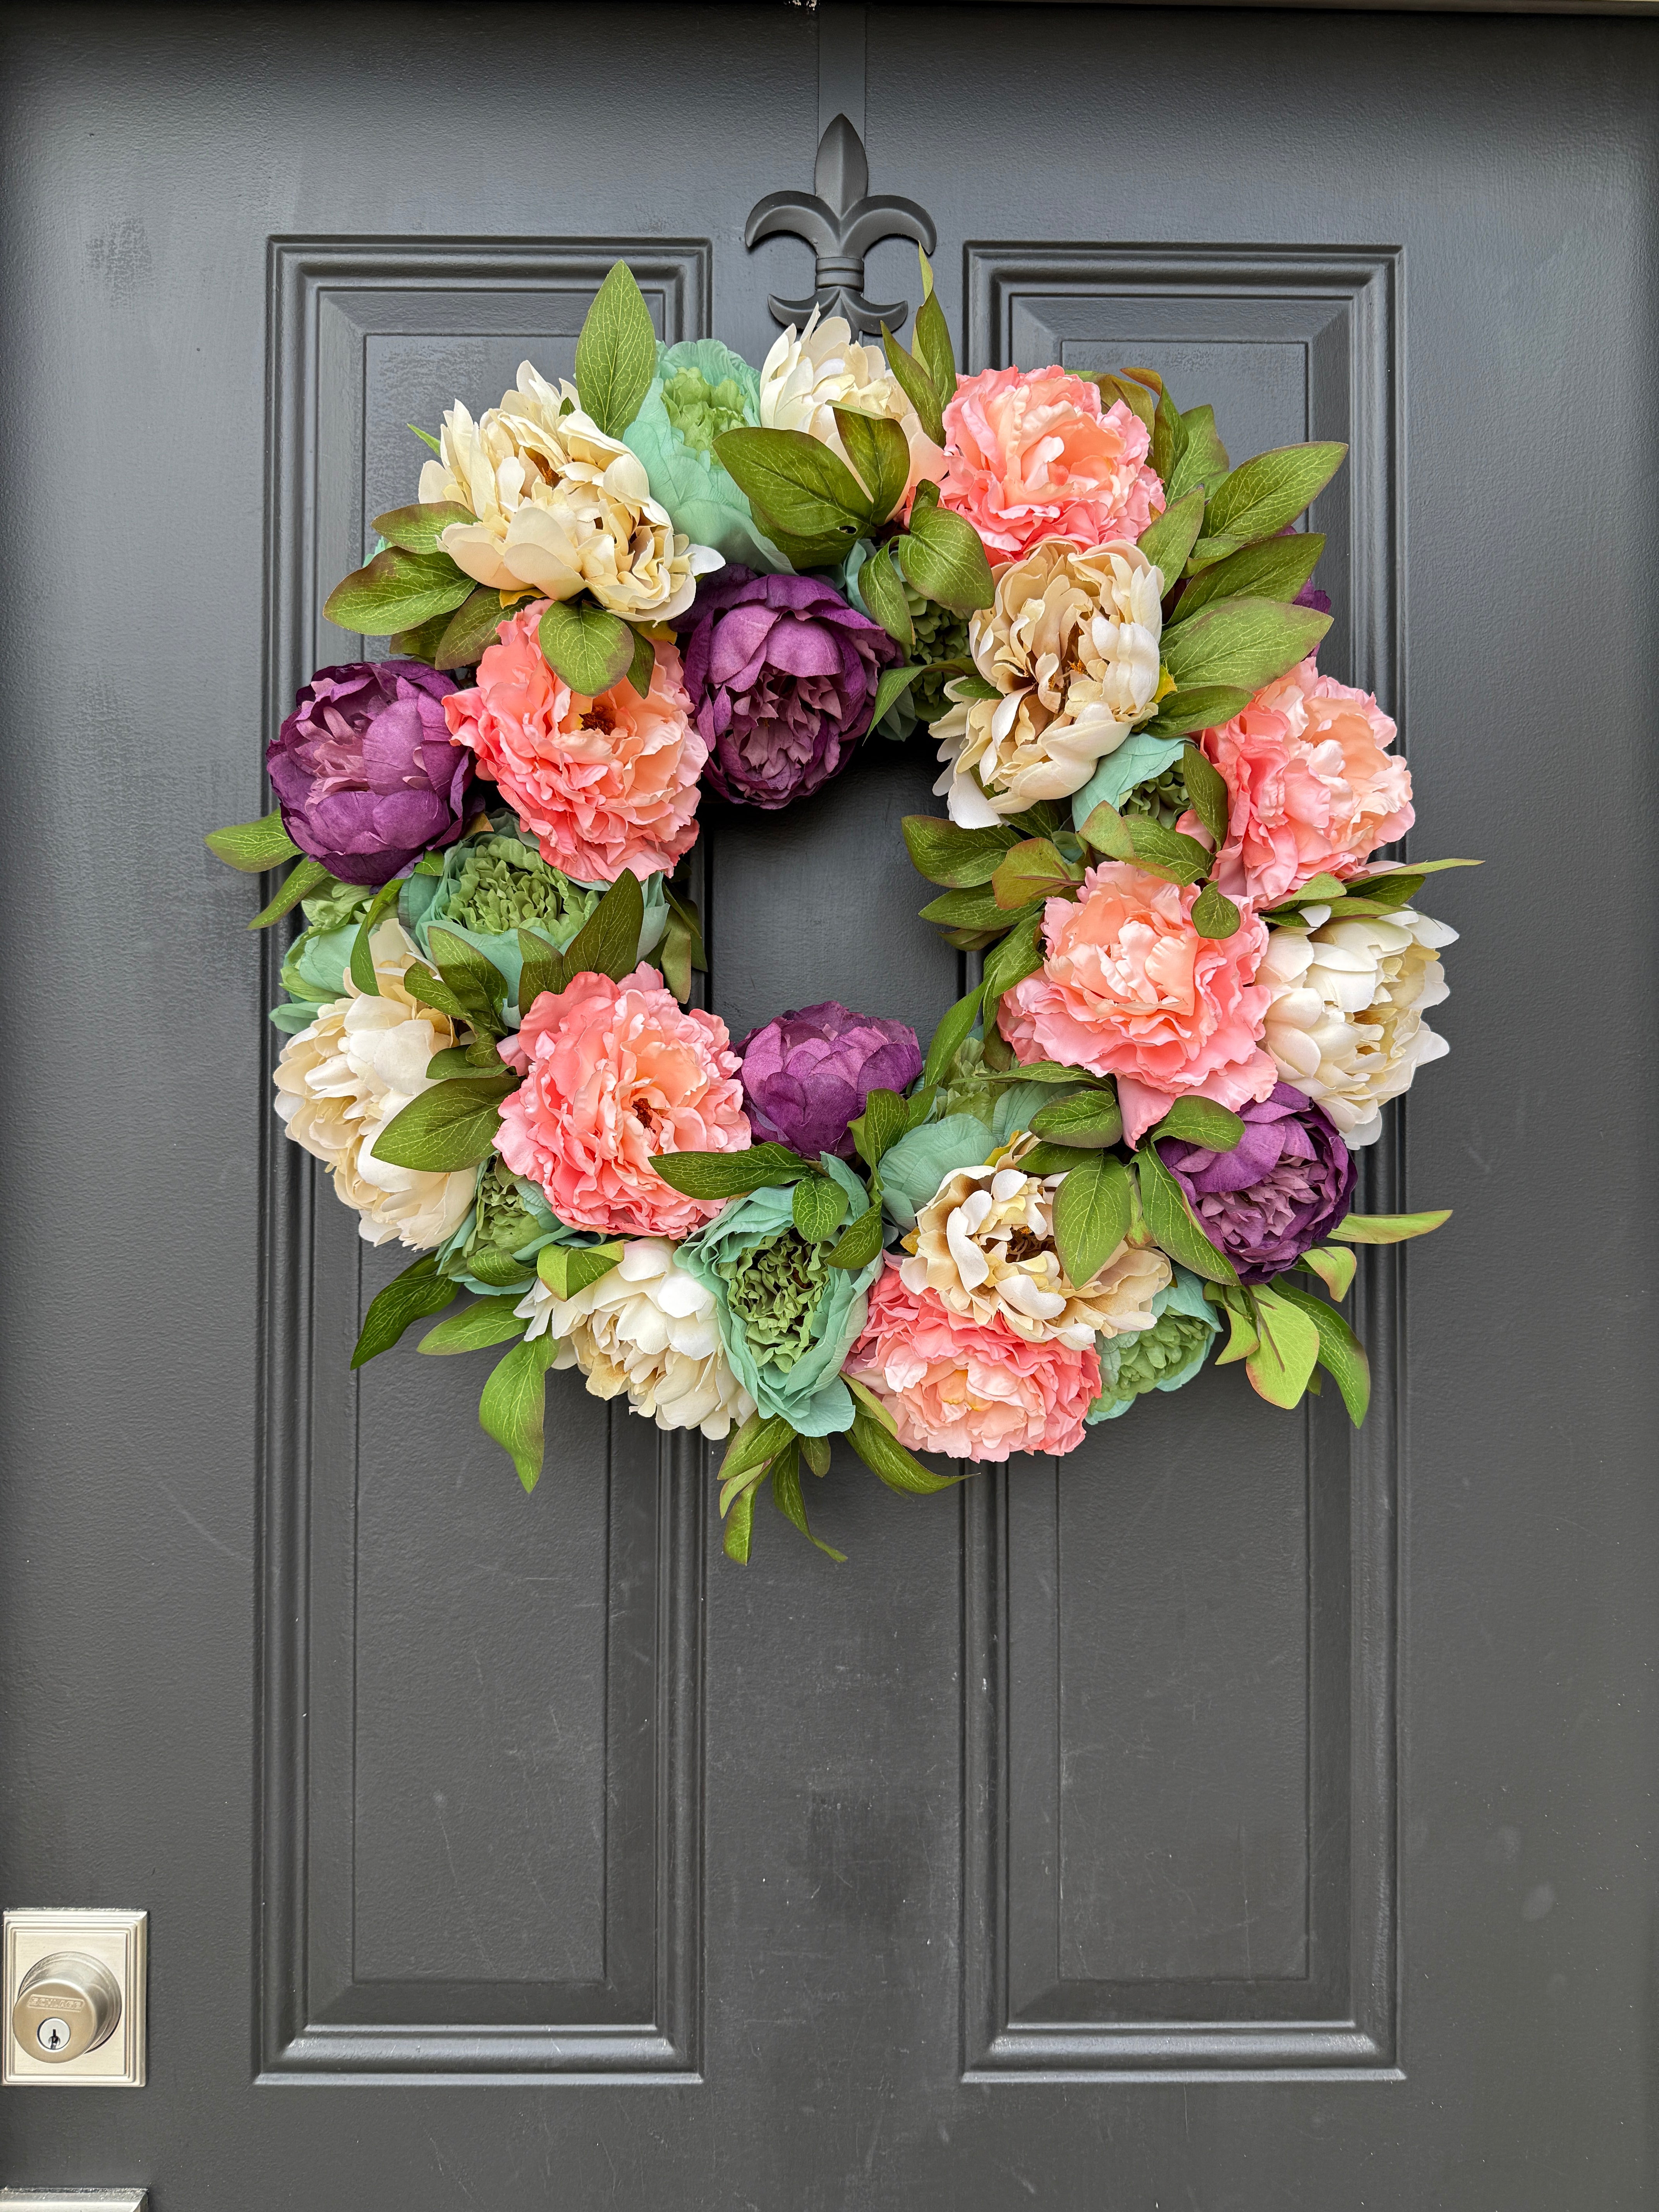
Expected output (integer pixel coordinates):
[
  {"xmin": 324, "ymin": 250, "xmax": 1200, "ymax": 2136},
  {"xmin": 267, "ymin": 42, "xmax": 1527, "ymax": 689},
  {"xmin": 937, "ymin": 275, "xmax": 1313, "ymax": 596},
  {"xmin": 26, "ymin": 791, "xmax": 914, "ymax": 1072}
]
[{"xmin": 744, "ymin": 114, "xmax": 937, "ymax": 336}]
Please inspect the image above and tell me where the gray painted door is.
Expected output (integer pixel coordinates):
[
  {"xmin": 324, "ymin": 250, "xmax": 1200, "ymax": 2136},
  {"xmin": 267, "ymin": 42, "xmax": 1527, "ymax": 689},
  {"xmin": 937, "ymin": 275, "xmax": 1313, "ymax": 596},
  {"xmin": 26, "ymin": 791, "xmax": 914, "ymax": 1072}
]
[{"xmin": 2, "ymin": 4, "xmax": 1655, "ymax": 2205}]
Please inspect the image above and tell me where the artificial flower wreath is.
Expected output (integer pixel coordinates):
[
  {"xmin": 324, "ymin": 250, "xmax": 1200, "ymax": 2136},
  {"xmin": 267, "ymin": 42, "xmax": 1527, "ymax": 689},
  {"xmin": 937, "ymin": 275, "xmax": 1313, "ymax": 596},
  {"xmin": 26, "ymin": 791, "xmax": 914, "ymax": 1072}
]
[{"xmin": 211, "ymin": 259, "xmax": 1471, "ymax": 1563}]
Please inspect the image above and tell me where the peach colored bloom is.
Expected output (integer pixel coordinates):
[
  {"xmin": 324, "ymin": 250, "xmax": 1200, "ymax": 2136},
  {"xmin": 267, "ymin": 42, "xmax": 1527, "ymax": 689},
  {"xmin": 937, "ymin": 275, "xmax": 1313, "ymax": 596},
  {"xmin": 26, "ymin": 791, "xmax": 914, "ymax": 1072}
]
[
  {"xmin": 935, "ymin": 367, "xmax": 1164, "ymax": 558},
  {"xmin": 495, "ymin": 965, "xmax": 750, "ymax": 1238},
  {"xmin": 1185, "ymin": 657, "xmax": 1414, "ymax": 905},
  {"xmin": 844, "ymin": 1261, "xmax": 1100, "ymax": 1462},
  {"xmin": 1000, "ymin": 862, "xmax": 1278, "ymax": 1145},
  {"xmin": 443, "ymin": 604, "xmax": 703, "ymax": 884}
]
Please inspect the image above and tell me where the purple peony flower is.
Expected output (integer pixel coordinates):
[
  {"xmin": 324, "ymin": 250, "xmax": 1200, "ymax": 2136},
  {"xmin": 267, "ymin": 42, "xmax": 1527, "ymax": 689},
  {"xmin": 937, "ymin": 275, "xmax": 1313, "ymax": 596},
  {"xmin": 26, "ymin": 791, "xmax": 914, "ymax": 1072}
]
[
  {"xmin": 267, "ymin": 659, "xmax": 472, "ymax": 885},
  {"xmin": 737, "ymin": 1001, "xmax": 923, "ymax": 1161},
  {"xmin": 677, "ymin": 567, "xmax": 898, "ymax": 809},
  {"xmin": 1158, "ymin": 1083, "xmax": 1355, "ymax": 1286}
]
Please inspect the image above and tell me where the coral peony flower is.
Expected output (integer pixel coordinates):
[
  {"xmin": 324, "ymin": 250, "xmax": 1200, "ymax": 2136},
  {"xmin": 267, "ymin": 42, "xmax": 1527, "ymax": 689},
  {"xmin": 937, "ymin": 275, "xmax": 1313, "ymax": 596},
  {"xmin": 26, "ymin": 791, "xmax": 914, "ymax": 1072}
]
[
  {"xmin": 900, "ymin": 1133, "xmax": 1170, "ymax": 1347},
  {"xmin": 844, "ymin": 1260, "xmax": 1100, "ymax": 1462},
  {"xmin": 759, "ymin": 309, "xmax": 943, "ymax": 495},
  {"xmin": 419, "ymin": 361, "xmax": 722, "ymax": 620},
  {"xmin": 1000, "ymin": 863, "xmax": 1279, "ymax": 1144},
  {"xmin": 736, "ymin": 1001, "xmax": 922, "ymax": 1160},
  {"xmin": 516, "ymin": 1238, "xmax": 754, "ymax": 1440},
  {"xmin": 1184, "ymin": 657, "xmax": 1414, "ymax": 905},
  {"xmin": 273, "ymin": 925, "xmax": 477, "ymax": 1248},
  {"xmin": 494, "ymin": 964, "xmax": 749, "ymax": 1237},
  {"xmin": 1257, "ymin": 908, "xmax": 1455, "ymax": 1147},
  {"xmin": 267, "ymin": 660, "xmax": 471, "ymax": 885},
  {"xmin": 443, "ymin": 606, "xmax": 703, "ymax": 883},
  {"xmin": 931, "ymin": 538, "xmax": 1164, "ymax": 826},
  {"xmin": 935, "ymin": 366, "xmax": 1163, "ymax": 559},
  {"xmin": 676, "ymin": 567, "xmax": 898, "ymax": 808},
  {"xmin": 1157, "ymin": 1082, "xmax": 1356, "ymax": 1283}
]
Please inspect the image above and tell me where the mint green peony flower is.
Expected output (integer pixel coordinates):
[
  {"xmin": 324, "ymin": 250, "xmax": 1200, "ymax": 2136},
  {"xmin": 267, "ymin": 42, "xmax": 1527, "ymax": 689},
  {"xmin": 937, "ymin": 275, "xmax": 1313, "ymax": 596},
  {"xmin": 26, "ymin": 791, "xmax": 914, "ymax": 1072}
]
[
  {"xmin": 1086, "ymin": 1266, "xmax": 1219, "ymax": 1422},
  {"xmin": 678, "ymin": 1154, "xmax": 879, "ymax": 1436},
  {"xmin": 1069, "ymin": 728, "xmax": 1187, "ymax": 833},
  {"xmin": 622, "ymin": 339, "xmax": 786, "ymax": 572}
]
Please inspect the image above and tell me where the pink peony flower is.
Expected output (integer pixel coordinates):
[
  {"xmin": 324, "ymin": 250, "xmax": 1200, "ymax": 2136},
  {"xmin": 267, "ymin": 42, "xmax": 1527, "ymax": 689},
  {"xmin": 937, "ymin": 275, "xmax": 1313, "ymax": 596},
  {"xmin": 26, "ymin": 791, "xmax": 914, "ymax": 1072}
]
[
  {"xmin": 495, "ymin": 965, "xmax": 749, "ymax": 1238},
  {"xmin": 844, "ymin": 1261, "xmax": 1100, "ymax": 1462},
  {"xmin": 1000, "ymin": 862, "xmax": 1278, "ymax": 1145},
  {"xmin": 443, "ymin": 603, "xmax": 704, "ymax": 884},
  {"xmin": 1183, "ymin": 656, "xmax": 1414, "ymax": 906},
  {"xmin": 934, "ymin": 367, "xmax": 1164, "ymax": 559}
]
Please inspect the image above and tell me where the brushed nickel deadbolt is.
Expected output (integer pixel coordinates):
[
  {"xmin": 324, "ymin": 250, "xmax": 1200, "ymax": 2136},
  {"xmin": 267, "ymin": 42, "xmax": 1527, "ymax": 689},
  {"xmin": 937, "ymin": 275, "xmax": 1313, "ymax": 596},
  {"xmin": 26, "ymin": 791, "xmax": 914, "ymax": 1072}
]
[{"xmin": 11, "ymin": 1952, "xmax": 122, "ymax": 2062}]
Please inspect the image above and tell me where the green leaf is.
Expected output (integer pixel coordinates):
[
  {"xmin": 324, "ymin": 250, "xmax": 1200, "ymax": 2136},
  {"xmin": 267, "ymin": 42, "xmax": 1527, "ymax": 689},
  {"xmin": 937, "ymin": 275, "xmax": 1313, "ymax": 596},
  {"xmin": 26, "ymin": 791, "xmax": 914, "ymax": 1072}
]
[
  {"xmin": 1263, "ymin": 871, "xmax": 1348, "ymax": 915},
  {"xmin": 1166, "ymin": 404, "xmax": 1230, "ymax": 501},
  {"xmin": 868, "ymin": 663, "xmax": 922, "ymax": 732},
  {"xmin": 979, "ymin": 912, "xmax": 1045, "ymax": 1024},
  {"xmin": 536, "ymin": 1240, "xmax": 625, "ymax": 1299},
  {"xmin": 573, "ymin": 259, "xmax": 658, "ymax": 437},
  {"xmin": 419, "ymin": 1297, "xmax": 528, "ymax": 1355},
  {"xmin": 1150, "ymin": 1097, "xmax": 1244, "ymax": 1151},
  {"xmin": 1136, "ymin": 487, "xmax": 1206, "ymax": 586},
  {"xmin": 562, "ymin": 867, "xmax": 644, "ymax": 984},
  {"xmin": 370, "ymin": 1075, "xmax": 514, "ymax": 1172},
  {"xmin": 623, "ymin": 624, "xmax": 656, "ymax": 700},
  {"xmin": 800, "ymin": 1431, "xmax": 832, "ymax": 1477},
  {"xmin": 1135, "ymin": 1146, "xmax": 1239, "ymax": 1285},
  {"xmin": 248, "ymin": 856, "xmax": 334, "ymax": 930},
  {"xmin": 1161, "ymin": 596, "xmax": 1332, "ymax": 697},
  {"xmin": 517, "ymin": 928, "xmax": 567, "ymax": 1012},
  {"xmin": 896, "ymin": 502, "xmax": 995, "ymax": 615},
  {"xmin": 408, "ymin": 422, "xmax": 443, "ymax": 457},
  {"xmin": 1243, "ymin": 1283, "xmax": 1323, "ymax": 1409},
  {"xmin": 479, "ymin": 1331, "xmax": 561, "ymax": 1492},
  {"xmin": 1194, "ymin": 886, "xmax": 1244, "ymax": 941},
  {"xmin": 323, "ymin": 545, "xmax": 474, "ymax": 637},
  {"xmin": 1028, "ymin": 1089, "xmax": 1124, "ymax": 1149},
  {"xmin": 206, "ymin": 808, "xmax": 299, "ymax": 874},
  {"xmin": 920, "ymin": 885, "xmax": 1025, "ymax": 932},
  {"xmin": 1300, "ymin": 1244, "xmax": 1357, "ymax": 1300},
  {"xmin": 1150, "ymin": 386, "xmax": 1185, "ymax": 486},
  {"xmin": 716, "ymin": 1409, "xmax": 795, "ymax": 1501},
  {"xmin": 826, "ymin": 1199, "xmax": 885, "ymax": 1271},
  {"xmin": 991, "ymin": 837, "xmax": 1077, "ymax": 910},
  {"xmin": 912, "ymin": 246, "xmax": 958, "ymax": 404},
  {"xmin": 347, "ymin": 878, "xmax": 404, "ymax": 993},
  {"xmin": 833, "ymin": 405, "xmax": 910, "ymax": 523},
  {"xmin": 1139, "ymin": 685, "xmax": 1255, "ymax": 741},
  {"xmin": 722, "ymin": 1482, "xmax": 756, "ymax": 1563},
  {"xmin": 951, "ymin": 671, "xmax": 1001, "ymax": 703},
  {"xmin": 793, "ymin": 1173, "xmax": 851, "ymax": 1243},
  {"xmin": 1016, "ymin": 1141, "xmax": 1091, "ymax": 1176},
  {"xmin": 426, "ymin": 925, "xmax": 510, "ymax": 1032},
  {"xmin": 390, "ymin": 608, "xmax": 457, "ymax": 662},
  {"xmin": 1204, "ymin": 441, "xmax": 1347, "ymax": 546},
  {"xmin": 1180, "ymin": 743, "xmax": 1229, "ymax": 845},
  {"xmin": 1079, "ymin": 802, "xmax": 1210, "ymax": 884},
  {"xmin": 1270, "ymin": 1280, "xmax": 1371, "ymax": 1424},
  {"xmin": 371, "ymin": 499, "xmax": 477, "ymax": 555},
  {"xmin": 881, "ymin": 325, "xmax": 944, "ymax": 446},
  {"xmin": 426, "ymin": 1045, "xmax": 483, "ymax": 1079},
  {"xmin": 1085, "ymin": 371, "xmax": 1155, "ymax": 434},
  {"xmin": 433, "ymin": 587, "xmax": 511, "ymax": 671},
  {"xmin": 715, "ymin": 426, "xmax": 874, "ymax": 536},
  {"xmin": 538, "ymin": 601, "xmax": 635, "ymax": 695},
  {"xmin": 660, "ymin": 900, "xmax": 694, "ymax": 1002},
  {"xmin": 757, "ymin": 519, "xmax": 865, "ymax": 571},
  {"xmin": 857, "ymin": 541, "xmax": 915, "ymax": 652},
  {"xmin": 848, "ymin": 1408, "xmax": 961, "ymax": 1494},
  {"xmin": 648, "ymin": 1142, "xmax": 817, "ymax": 1200},
  {"xmin": 923, "ymin": 984, "xmax": 985, "ymax": 1087},
  {"xmin": 1173, "ymin": 532, "xmax": 1326, "ymax": 623},
  {"xmin": 1212, "ymin": 1284, "xmax": 1259, "ymax": 1365},
  {"xmin": 769, "ymin": 1445, "xmax": 847, "ymax": 1563},
  {"xmin": 350, "ymin": 1252, "xmax": 457, "ymax": 1369},
  {"xmin": 902, "ymin": 814, "xmax": 1020, "ymax": 888},
  {"xmin": 1329, "ymin": 1209, "xmax": 1452, "ymax": 1245},
  {"xmin": 401, "ymin": 960, "xmax": 473, "ymax": 1025},
  {"xmin": 849, "ymin": 1087, "xmax": 909, "ymax": 1172},
  {"xmin": 1052, "ymin": 1150, "xmax": 1133, "ymax": 1286}
]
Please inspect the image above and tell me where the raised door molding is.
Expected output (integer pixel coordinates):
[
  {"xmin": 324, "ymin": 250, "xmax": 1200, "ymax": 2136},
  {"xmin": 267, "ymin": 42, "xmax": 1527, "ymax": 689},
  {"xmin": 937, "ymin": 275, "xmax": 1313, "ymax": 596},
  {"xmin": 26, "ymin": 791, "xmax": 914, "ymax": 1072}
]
[{"xmin": 257, "ymin": 239, "xmax": 708, "ymax": 2082}]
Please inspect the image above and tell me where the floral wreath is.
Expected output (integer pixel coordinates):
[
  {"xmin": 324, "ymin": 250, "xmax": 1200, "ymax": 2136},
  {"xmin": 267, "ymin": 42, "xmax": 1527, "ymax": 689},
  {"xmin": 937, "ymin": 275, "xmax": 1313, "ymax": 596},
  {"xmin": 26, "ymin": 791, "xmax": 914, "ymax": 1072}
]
[{"xmin": 210, "ymin": 258, "xmax": 1472, "ymax": 1564}]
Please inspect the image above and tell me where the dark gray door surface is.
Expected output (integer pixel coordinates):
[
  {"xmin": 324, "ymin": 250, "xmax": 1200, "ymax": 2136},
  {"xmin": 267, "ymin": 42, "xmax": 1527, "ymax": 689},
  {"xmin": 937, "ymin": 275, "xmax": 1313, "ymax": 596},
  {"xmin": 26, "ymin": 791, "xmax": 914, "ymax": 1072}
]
[{"xmin": 2, "ymin": 4, "xmax": 1655, "ymax": 2205}]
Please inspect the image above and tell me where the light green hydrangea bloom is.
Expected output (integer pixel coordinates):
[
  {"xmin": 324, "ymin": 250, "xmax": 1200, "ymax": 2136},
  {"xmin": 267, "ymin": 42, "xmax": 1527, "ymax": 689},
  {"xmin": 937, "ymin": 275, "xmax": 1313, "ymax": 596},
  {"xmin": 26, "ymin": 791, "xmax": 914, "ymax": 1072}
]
[
  {"xmin": 1086, "ymin": 1266, "xmax": 1219, "ymax": 1422},
  {"xmin": 434, "ymin": 1157, "xmax": 603, "ymax": 1298},
  {"xmin": 622, "ymin": 338, "xmax": 785, "ymax": 571}
]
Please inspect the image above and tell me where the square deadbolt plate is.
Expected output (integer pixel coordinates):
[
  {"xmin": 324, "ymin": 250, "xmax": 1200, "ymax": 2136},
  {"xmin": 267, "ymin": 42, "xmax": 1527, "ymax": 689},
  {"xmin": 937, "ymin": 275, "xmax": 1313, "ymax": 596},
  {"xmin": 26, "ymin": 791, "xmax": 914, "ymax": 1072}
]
[{"xmin": 2, "ymin": 1911, "xmax": 146, "ymax": 2088}]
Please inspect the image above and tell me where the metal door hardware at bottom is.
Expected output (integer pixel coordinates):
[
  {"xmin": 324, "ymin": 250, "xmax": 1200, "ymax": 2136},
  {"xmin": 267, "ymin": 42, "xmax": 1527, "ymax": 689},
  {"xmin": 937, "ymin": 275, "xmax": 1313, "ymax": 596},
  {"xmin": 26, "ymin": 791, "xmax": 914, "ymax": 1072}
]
[
  {"xmin": 0, "ymin": 2197, "xmax": 148, "ymax": 2210},
  {"xmin": 2, "ymin": 1912, "xmax": 146, "ymax": 2088}
]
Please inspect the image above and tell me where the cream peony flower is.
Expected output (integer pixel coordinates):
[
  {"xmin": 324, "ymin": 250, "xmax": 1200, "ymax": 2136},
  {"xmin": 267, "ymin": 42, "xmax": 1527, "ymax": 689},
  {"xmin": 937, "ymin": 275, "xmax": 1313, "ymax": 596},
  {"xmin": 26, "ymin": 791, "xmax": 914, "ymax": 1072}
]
[
  {"xmin": 273, "ymin": 925, "xmax": 477, "ymax": 1249},
  {"xmin": 931, "ymin": 537, "xmax": 1164, "ymax": 828},
  {"xmin": 758, "ymin": 309, "xmax": 943, "ymax": 493},
  {"xmin": 899, "ymin": 1135, "xmax": 1171, "ymax": 1348},
  {"xmin": 515, "ymin": 1237, "xmax": 754, "ymax": 1440},
  {"xmin": 419, "ymin": 361, "xmax": 722, "ymax": 620},
  {"xmin": 1257, "ymin": 907, "xmax": 1456, "ymax": 1148}
]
